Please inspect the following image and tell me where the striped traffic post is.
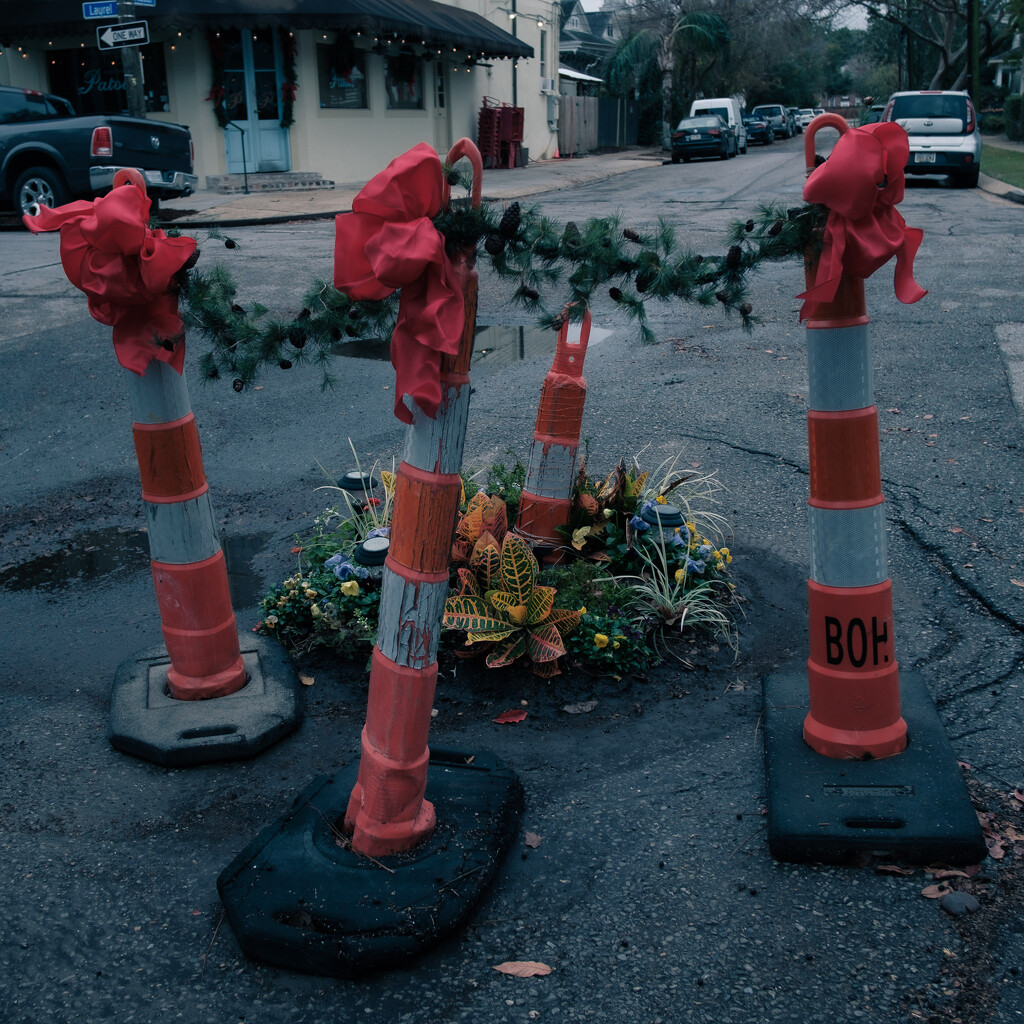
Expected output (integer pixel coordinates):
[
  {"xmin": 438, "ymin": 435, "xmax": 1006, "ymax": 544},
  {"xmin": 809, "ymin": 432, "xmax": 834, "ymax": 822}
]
[
  {"xmin": 25, "ymin": 168, "xmax": 301, "ymax": 763},
  {"xmin": 763, "ymin": 115, "xmax": 986, "ymax": 863},
  {"xmin": 343, "ymin": 139, "xmax": 485, "ymax": 856},
  {"xmin": 799, "ymin": 116, "xmax": 907, "ymax": 760},
  {"xmin": 217, "ymin": 141, "xmax": 522, "ymax": 974},
  {"xmin": 516, "ymin": 308, "xmax": 592, "ymax": 563},
  {"xmin": 128, "ymin": 357, "xmax": 247, "ymax": 700}
]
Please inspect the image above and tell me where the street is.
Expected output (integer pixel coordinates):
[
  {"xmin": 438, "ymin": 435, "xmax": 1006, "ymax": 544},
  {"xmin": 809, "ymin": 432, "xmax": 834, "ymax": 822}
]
[{"xmin": 2, "ymin": 138, "xmax": 1024, "ymax": 1022}]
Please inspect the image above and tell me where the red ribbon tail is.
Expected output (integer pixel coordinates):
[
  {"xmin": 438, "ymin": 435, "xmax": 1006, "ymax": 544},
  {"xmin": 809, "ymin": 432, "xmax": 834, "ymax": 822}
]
[
  {"xmin": 796, "ymin": 219, "xmax": 845, "ymax": 321},
  {"xmin": 894, "ymin": 226, "xmax": 927, "ymax": 305}
]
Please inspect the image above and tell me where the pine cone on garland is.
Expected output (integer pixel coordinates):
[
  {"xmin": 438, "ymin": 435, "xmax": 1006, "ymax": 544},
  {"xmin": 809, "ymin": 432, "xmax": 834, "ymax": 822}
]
[
  {"xmin": 769, "ymin": 221, "xmax": 784, "ymax": 236},
  {"xmin": 726, "ymin": 245, "xmax": 743, "ymax": 270},
  {"xmin": 622, "ymin": 228, "xmax": 642, "ymax": 243},
  {"xmin": 484, "ymin": 233, "xmax": 505, "ymax": 256},
  {"xmin": 232, "ymin": 378, "xmax": 245, "ymax": 392},
  {"xmin": 635, "ymin": 267, "xmax": 656, "ymax": 293},
  {"xmin": 498, "ymin": 201, "xmax": 521, "ymax": 240}
]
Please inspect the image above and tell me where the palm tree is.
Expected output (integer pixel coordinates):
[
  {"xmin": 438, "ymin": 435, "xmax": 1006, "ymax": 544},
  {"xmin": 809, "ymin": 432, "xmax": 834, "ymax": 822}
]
[{"xmin": 607, "ymin": 10, "xmax": 731, "ymax": 147}]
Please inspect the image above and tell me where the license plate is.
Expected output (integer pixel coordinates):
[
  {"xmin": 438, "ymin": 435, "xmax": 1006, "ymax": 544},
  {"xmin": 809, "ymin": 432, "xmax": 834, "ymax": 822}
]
[
  {"xmin": 689, "ymin": 135, "xmax": 701, "ymax": 141},
  {"xmin": 914, "ymin": 153, "xmax": 936, "ymax": 163}
]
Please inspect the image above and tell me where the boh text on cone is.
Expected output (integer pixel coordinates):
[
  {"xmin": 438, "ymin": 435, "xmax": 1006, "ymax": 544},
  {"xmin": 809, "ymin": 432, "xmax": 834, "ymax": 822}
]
[{"xmin": 796, "ymin": 114, "xmax": 926, "ymax": 759}]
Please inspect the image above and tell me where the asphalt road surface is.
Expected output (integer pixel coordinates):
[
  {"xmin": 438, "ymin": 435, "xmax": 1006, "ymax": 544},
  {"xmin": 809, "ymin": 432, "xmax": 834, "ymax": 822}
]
[{"xmin": 2, "ymin": 137, "xmax": 1024, "ymax": 1022}]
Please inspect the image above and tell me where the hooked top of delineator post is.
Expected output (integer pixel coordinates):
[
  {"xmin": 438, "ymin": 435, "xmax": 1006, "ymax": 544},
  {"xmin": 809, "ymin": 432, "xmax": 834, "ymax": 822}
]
[
  {"xmin": 551, "ymin": 306, "xmax": 592, "ymax": 377},
  {"xmin": 113, "ymin": 167, "xmax": 147, "ymax": 194},
  {"xmin": 804, "ymin": 113, "xmax": 849, "ymax": 176},
  {"xmin": 442, "ymin": 138, "xmax": 483, "ymax": 212}
]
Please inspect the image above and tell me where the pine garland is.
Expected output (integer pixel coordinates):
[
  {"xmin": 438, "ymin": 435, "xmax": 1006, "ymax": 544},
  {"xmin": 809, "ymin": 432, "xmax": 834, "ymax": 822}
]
[
  {"xmin": 178, "ymin": 179, "xmax": 828, "ymax": 392},
  {"xmin": 205, "ymin": 31, "xmax": 230, "ymax": 129},
  {"xmin": 279, "ymin": 27, "xmax": 298, "ymax": 130}
]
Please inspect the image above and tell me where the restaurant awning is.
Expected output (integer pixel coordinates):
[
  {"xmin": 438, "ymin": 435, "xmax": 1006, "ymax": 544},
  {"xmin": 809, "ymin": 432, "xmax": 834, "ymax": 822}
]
[{"xmin": 0, "ymin": 1, "xmax": 533, "ymax": 59}]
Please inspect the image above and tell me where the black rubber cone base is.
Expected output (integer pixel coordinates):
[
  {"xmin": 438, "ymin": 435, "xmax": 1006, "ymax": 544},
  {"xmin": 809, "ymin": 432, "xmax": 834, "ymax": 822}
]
[
  {"xmin": 763, "ymin": 668, "xmax": 986, "ymax": 864},
  {"xmin": 109, "ymin": 633, "xmax": 303, "ymax": 766},
  {"xmin": 216, "ymin": 750, "xmax": 523, "ymax": 977}
]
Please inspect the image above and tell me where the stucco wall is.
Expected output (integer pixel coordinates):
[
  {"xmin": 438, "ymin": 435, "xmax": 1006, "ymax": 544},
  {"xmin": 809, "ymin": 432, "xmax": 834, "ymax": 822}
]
[{"xmin": 0, "ymin": 1, "xmax": 562, "ymax": 194}]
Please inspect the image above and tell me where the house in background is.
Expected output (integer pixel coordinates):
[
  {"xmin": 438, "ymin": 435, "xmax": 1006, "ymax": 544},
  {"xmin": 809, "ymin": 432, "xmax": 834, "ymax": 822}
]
[
  {"xmin": 558, "ymin": 0, "xmax": 628, "ymax": 78},
  {"xmin": 0, "ymin": 1, "xmax": 568, "ymax": 188}
]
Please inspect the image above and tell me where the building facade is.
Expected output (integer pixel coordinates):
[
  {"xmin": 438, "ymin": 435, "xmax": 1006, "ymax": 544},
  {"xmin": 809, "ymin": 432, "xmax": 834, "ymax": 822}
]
[{"xmin": 0, "ymin": 1, "xmax": 563, "ymax": 188}]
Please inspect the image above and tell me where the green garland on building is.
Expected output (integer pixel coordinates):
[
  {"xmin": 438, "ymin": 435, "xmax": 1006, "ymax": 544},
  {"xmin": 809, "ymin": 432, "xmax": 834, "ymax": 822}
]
[
  {"xmin": 278, "ymin": 27, "xmax": 298, "ymax": 129},
  {"xmin": 178, "ymin": 182, "xmax": 826, "ymax": 392}
]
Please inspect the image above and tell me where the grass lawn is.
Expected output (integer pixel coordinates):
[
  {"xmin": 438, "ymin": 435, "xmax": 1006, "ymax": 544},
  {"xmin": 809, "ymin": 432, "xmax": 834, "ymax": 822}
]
[{"xmin": 982, "ymin": 142, "xmax": 1024, "ymax": 189}]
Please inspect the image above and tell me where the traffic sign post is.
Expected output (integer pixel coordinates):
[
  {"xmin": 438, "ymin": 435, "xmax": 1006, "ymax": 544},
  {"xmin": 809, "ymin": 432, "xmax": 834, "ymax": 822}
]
[{"xmin": 97, "ymin": 19, "xmax": 149, "ymax": 49}]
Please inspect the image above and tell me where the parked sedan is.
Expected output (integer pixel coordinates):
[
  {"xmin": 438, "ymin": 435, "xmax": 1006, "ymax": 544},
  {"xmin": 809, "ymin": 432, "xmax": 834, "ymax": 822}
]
[
  {"xmin": 797, "ymin": 108, "xmax": 816, "ymax": 129},
  {"xmin": 743, "ymin": 114, "xmax": 773, "ymax": 146},
  {"xmin": 671, "ymin": 115, "xmax": 735, "ymax": 163}
]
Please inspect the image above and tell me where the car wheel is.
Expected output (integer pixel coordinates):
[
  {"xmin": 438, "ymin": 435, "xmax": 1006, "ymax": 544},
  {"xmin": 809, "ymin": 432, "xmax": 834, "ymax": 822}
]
[
  {"xmin": 14, "ymin": 166, "xmax": 69, "ymax": 218},
  {"xmin": 672, "ymin": 152, "xmax": 680, "ymax": 164},
  {"xmin": 720, "ymin": 145, "xmax": 729, "ymax": 160},
  {"xmin": 682, "ymin": 155, "xmax": 691, "ymax": 163}
]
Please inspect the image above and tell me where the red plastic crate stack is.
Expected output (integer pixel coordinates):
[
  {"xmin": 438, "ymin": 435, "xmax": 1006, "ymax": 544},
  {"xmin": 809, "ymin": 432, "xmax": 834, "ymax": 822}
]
[{"xmin": 477, "ymin": 98, "xmax": 524, "ymax": 168}]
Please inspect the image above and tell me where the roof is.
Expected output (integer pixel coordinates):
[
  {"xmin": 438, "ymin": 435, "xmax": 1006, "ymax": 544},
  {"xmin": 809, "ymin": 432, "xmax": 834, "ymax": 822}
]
[
  {"xmin": 0, "ymin": 0, "xmax": 533, "ymax": 59},
  {"xmin": 558, "ymin": 65, "xmax": 602, "ymax": 83}
]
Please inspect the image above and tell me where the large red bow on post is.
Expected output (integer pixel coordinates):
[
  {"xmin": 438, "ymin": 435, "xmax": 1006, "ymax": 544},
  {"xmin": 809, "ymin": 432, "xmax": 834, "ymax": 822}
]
[
  {"xmin": 23, "ymin": 183, "xmax": 197, "ymax": 375},
  {"xmin": 334, "ymin": 142, "xmax": 464, "ymax": 423},
  {"xmin": 797, "ymin": 121, "xmax": 926, "ymax": 321}
]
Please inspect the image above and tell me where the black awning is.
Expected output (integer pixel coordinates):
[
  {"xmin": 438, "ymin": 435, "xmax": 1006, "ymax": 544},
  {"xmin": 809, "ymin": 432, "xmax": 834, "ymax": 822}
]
[{"xmin": 0, "ymin": 1, "xmax": 533, "ymax": 59}]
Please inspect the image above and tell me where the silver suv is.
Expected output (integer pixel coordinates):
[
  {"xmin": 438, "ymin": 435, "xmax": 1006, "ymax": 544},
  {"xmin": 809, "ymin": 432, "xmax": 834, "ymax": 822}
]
[
  {"xmin": 751, "ymin": 104, "xmax": 794, "ymax": 139},
  {"xmin": 882, "ymin": 90, "xmax": 981, "ymax": 188}
]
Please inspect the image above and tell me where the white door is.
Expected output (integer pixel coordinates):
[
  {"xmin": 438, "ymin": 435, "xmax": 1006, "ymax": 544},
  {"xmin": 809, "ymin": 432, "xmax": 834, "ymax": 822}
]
[{"xmin": 222, "ymin": 28, "xmax": 291, "ymax": 174}]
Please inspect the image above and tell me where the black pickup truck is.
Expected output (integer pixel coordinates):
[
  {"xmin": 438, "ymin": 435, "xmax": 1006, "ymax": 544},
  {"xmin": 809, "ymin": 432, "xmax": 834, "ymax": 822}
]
[{"xmin": 0, "ymin": 84, "xmax": 197, "ymax": 218}]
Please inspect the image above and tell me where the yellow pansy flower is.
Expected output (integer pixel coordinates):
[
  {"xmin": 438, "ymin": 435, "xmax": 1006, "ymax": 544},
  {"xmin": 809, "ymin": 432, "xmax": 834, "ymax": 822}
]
[
  {"xmin": 340, "ymin": 580, "xmax": 360, "ymax": 597},
  {"xmin": 656, "ymin": 495, "xmax": 667, "ymax": 504},
  {"xmin": 594, "ymin": 633, "xmax": 609, "ymax": 648},
  {"xmin": 674, "ymin": 567, "xmax": 684, "ymax": 582}
]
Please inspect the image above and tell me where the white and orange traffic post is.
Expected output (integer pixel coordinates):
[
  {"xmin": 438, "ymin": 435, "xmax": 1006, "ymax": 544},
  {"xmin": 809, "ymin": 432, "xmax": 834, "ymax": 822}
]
[
  {"xmin": 218, "ymin": 141, "xmax": 522, "ymax": 975},
  {"xmin": 25, "ymin": 168, "xmax": 301, "ymax": 764},
  {"xmin": 763, "ymin": 115, "xmax": 986, "ymax": 865},
  {"xmin": 516, "ymin": 308, "xmax": 592, "ymax": 563}
]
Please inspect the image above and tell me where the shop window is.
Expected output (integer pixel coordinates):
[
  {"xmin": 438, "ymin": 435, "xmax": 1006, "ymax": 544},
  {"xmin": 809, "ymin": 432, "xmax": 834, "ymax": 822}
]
[
  {"xmin": 316, "ymin": 41, "xmax": 368, "ymax": 109},
  {"xmin": 385, "ymin": 54, "xmax": 423, "ymax": 110},
  {"xmin": 48, "ymin": 43, "xmax": 169, "ymax": 114}
]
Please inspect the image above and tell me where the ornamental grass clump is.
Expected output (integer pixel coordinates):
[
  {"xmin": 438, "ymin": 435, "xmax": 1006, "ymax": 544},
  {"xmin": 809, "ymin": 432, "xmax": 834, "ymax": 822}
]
[{"xmin": 442, "ymin": 532, "xmax": 582, "ymax": 677}]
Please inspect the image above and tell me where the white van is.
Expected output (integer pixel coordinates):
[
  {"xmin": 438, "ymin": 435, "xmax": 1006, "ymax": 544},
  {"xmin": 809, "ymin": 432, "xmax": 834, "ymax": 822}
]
[{"xmin": 689, "ymin": 97, "xmax": 747, "ymax": 154}]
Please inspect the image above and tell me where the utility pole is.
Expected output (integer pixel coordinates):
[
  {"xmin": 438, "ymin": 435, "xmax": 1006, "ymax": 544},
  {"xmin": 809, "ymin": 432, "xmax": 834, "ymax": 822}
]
[
  {"xmin": 966, "ymin": 0, "xmax": 980, "ymax": 100},
  {"xmin": 511, "ymin": 0, "xmax": 518, "ymax": 108},
  {"xmin": 119, "ymin": 0, "xmax": 147, "ymax": 118}
]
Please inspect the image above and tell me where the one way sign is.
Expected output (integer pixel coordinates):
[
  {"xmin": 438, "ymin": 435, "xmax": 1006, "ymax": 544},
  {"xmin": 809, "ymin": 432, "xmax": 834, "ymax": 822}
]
[{"xmin": 97, "ymin": 19, "xmax": 149, "ymax": 49}]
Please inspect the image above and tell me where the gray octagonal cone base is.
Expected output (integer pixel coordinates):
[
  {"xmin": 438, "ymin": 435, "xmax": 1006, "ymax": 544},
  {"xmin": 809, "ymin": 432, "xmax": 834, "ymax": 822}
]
[
  {"xmin": 763, "ymin": 667, "xmax": 986, "ymax": 864},
  {"xmin": 217, "ymin": 750, "xmax": 523, "ymax": 977},
  {"xmin": 109, "ymin": 633, "xmax": 303, "ymax": 766}
]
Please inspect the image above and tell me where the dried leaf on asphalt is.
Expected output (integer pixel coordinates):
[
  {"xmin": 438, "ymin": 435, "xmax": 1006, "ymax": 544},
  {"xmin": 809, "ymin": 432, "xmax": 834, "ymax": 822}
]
[
  {"xmin": 562, "ymin": 700, "xmax": 598, "ymax": 714},
  {"xmin": 299, "ymin": 674, "xmax": 315, "ymax": 687},
  {"xmin": 1011, "ymin": 579, "xmax": 1024, "ymax": 589},
  {"xmin": 493, "ymin": 961, "xmax": 552, "ymax": 977},
  {"xmin": 524, "ymin": 832, "xmax": 542, "ymax": 849},
  {"xmin": 928, "ymin": 868, "xmax": 970, "ymax": 881},
  {"xmin": 493, "ymin": 709, "xmax": 528, "ymax": 725},
  {"xmin": 876, "ymin": 864, "xmax": 916, "ymax": 876},
  {"xmin": 986, "ymin": 836, "xmax": 1007, "ymax": 860},
  {"xmin": 1013, "ymin": 789, "xmax": 1024, "ymax": 803},
  {"xmin": 958, "ymin": 761, "xmax": 973, "ymax": 770},
  {"xmin": 921, "ymin": 883, "xmax": 954, "ymax": 899}
]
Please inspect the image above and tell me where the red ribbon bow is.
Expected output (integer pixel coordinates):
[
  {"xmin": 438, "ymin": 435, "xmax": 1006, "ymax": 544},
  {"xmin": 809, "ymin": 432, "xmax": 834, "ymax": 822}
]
[
  {"xmin": 23, "ymin": 182, "xmax": 197, "ymax": 375},
  {"xmin": 334, "ymin": 142, "xmax": 464, "ymax": 423},
  {"xmin": 797, "ymin": 121, "xmax": 927, "ymax": 321}
]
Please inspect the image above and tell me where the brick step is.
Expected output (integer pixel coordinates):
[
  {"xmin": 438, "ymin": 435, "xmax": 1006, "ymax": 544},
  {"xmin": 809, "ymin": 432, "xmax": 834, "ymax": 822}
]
[{"xmin": 204, "ymin": 172, "xmax": 336, "ymax": 194}]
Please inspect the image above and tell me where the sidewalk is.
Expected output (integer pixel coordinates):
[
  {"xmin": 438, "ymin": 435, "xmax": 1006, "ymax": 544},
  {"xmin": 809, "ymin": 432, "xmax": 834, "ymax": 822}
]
[
  {"xmin": 158, "ymin": 147, "xmax": 666, "ymax": 228},
  {"xmin": 979, "ymin": 132, "xmax": 1024, "ymax": 204}
]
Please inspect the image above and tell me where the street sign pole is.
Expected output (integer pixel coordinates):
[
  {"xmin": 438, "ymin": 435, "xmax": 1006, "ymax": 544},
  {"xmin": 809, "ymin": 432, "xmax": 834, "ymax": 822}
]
[{"xmin": 118, "ymin": 1, "xmax": 147, "ymax": 119}]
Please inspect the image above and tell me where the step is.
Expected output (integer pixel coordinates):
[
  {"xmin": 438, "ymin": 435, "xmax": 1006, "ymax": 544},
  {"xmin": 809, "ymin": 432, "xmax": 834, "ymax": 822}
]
[{"xmin": 205, "ymin": 172, "xmax": 336, "ymax": 194}]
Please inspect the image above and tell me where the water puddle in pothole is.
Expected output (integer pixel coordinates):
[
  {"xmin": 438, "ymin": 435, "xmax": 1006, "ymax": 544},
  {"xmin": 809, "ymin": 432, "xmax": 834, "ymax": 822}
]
[
  {"xmin": 333, "ymin": 323, "xmax": 613, "ymax": 375},
  {"xmin": 0, "ymin": 527, "xmax": 272, "ymax": 608}
]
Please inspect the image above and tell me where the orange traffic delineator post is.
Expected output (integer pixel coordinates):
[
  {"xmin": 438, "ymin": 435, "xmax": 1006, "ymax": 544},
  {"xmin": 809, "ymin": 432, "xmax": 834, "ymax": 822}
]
[
  {"xmin": 516, "ymin": 307, "xmax": 592, "ymax": 563},
  {"xmin": 218, "ymin": 140, "xmax": 522, "ymax": 976},
  {"xmin": 25, "ymin": 168, "xmax": 302, "ymax": 765},
  {"xmin": 762, "ymin": 115, "xmax": 985, "ymax": 863}
]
